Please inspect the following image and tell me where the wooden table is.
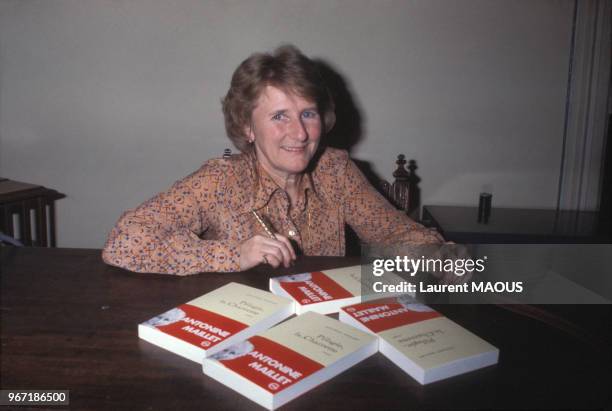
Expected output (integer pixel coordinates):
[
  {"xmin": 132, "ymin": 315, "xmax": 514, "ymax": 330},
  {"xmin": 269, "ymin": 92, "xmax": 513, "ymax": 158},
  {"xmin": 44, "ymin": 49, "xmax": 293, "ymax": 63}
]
[{"xmin": 1, "ymin": 248, "xmax": 611, "ymax": 410}]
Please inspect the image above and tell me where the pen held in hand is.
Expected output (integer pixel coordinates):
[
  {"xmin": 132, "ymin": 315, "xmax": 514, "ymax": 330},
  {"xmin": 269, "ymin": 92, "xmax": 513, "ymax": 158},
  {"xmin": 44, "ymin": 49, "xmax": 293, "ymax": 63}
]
[
  {"xmin": 252, "ymin": 209, "xmax": 297, "ymax": 266},
  {"xmin": 251, "ymin": 210, "xmax": 277, "ymax": 240}
]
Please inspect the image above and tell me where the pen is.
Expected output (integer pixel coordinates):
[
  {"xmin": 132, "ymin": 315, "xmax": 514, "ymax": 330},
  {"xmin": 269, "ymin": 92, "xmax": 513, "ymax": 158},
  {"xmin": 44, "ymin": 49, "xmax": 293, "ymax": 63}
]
[{"xmin": 251, "ymin": 210, "xmax": 277, "ymax": 240}]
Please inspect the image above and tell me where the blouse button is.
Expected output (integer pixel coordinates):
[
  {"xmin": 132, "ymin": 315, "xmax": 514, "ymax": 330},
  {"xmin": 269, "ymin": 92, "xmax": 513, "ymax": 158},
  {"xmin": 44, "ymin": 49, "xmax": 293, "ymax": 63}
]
[{"xmin": 288, "ymin": 230, "xmax": 296, "ymax": 237}]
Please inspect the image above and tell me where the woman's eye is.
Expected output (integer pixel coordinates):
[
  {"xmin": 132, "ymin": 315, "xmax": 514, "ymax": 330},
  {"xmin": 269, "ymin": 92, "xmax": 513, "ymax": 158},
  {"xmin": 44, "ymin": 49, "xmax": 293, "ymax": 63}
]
[
  {"xmin": 302, "ymin": 111, "xmax": 318, "ymax": 119},
  {"xmin": 271, "ymin": 113, "xmax": 285, "ymax": 121}
]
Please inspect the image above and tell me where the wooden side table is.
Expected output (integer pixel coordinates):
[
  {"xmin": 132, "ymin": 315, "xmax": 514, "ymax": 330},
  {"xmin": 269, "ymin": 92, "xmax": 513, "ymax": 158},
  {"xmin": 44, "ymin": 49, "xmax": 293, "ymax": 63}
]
[
  {"xmin": 422, "ymin": 205, "xmax": 608, "ymax": 243},
  {"xmin": 0, "ymin": 178, "xmax": 65, "ymax": 247}
]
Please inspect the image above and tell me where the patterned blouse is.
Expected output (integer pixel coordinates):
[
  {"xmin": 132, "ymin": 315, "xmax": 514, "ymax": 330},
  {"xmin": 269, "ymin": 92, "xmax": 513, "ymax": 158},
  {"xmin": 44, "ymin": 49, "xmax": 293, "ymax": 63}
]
[{"xmin": 102, "ymin": 147, "xmax": 443, "ymax": 275}]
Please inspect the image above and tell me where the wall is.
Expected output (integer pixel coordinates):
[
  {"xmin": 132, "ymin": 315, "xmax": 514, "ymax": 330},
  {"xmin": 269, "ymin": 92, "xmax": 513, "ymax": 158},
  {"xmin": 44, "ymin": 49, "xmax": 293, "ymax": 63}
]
[{"xmin": 0, "ymin": 0, "xmax": 574, "ymax": 248}]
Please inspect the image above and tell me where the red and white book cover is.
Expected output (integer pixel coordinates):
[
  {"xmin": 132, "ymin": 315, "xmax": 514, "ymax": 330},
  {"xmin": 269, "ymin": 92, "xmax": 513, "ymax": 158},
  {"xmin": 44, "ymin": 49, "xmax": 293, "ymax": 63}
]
[
  {"xmin": 339, "ymin": 296, "xmax": 499, "ymax": 384},
  {"xmin": 203, "ymin": 311, "xmax": 378, "ymax": 410},
  {"xmin": 138, "ymin": 282, "xmax": 293, "ymax": 364},
  {"xmin": 269, "ymin": 265, "xmax": 407, "ymax": 314}
]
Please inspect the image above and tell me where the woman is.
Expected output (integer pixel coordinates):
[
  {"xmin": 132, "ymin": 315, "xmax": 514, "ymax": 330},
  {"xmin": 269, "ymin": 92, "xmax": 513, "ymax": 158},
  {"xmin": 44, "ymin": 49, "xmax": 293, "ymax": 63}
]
[{"xmin": 102, "ymin": 45, "xmax": 443, "ymax": 275}]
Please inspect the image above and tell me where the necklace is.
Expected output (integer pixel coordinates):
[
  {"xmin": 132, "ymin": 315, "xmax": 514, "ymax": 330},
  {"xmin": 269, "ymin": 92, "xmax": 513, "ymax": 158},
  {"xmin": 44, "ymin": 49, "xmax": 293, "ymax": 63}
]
[
  {"xmin": 254, "ymin": 156, "xmax": 312, "ymax": 253},
  {"xmin": 263, "ymin": 200, "xmax": 311, "ymax": 255}
]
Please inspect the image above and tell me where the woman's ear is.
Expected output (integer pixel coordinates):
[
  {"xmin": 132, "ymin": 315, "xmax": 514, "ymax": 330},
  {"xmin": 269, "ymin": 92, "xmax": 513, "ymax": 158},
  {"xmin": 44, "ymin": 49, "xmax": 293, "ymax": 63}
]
[{"xmin": 244, "ymin": 124, "xmax": 254, "ymax": 143}]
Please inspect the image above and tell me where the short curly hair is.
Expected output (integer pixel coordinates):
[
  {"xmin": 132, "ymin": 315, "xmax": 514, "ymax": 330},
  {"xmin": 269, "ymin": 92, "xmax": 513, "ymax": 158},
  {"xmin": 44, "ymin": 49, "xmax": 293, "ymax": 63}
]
[{"xmin": 222, "ymin": 45, "xmax": 335, "ymax": 152}]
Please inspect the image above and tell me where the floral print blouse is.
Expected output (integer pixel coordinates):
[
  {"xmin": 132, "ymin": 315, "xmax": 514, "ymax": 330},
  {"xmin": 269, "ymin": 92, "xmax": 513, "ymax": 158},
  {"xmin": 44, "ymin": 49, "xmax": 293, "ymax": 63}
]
[{"xmin": 102, "ymin": 147, "xmax": 443, "ymax": 275}]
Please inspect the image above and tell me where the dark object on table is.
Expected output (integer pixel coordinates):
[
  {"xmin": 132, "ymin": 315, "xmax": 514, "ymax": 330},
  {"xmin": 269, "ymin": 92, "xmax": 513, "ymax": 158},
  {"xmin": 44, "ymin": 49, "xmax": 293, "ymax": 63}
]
[
  {"xmin": 0, "ymin": 179, "xmax": 65, "ymax": 247},
  {"xmin": 478, "ymin": 192, "xmax": 492, "ymax": 223}
]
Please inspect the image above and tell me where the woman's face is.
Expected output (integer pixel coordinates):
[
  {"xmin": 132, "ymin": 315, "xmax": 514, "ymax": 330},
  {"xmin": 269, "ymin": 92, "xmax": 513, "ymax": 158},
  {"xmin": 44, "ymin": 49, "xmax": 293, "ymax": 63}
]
[{"xmin": 248, "ymin": 85, "xmax": 322, "ymax": 181}]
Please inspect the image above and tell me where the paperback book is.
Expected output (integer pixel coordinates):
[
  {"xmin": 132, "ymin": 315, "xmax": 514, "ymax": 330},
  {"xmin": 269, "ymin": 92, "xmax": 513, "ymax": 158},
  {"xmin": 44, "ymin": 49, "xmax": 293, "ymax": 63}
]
[
  {"xmin": 203, "ymin": 311, "xmax": 378, "ymax": 410},
  {"xmin": 339, "ymin": 296, "xmax": 499, "ymax": 384},
  {"xmin": 138, "ymin": 282, "xmax": 294, "ymax": 363},
  {"xmin": 269, "ymin": 265, "xmax": 408, "ymax": 314}
]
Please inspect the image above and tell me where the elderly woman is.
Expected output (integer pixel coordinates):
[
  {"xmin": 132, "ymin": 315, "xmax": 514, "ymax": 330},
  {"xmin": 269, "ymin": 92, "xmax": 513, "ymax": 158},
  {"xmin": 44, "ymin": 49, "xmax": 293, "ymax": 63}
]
[{"xmin": 102, "ymin": 45, "xmax": 443, "ymax": 275}]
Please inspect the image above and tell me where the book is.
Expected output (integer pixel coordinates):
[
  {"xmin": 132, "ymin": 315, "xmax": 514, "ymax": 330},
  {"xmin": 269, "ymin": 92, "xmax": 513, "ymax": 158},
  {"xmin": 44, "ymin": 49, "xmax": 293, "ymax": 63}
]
[
  {"xmin": 339, "ymin": 296, "xmax": 499, "ymax": 384},
  {"xmin": 138, "ymin": 282, "xmax": 294, "ymax": 363},
  {"xmin": 269, "ymin": 265, "xmax": 408, "ymax": 314},
  {"xmin": 202, "ymin": 311, "xmax": 378, "ymax": 410}
]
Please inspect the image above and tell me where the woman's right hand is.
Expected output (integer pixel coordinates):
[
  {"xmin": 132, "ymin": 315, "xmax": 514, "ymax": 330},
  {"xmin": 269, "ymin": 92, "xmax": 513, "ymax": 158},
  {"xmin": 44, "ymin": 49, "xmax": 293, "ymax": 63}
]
[{"xmin": 239, "ymin": 234, "xmax": 297, "ymax": 271}]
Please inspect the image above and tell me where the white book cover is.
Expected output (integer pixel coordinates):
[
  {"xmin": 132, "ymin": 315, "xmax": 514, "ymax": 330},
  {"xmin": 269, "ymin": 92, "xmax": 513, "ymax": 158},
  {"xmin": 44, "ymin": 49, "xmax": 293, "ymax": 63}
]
[
  {"xmin": 339, "ymin": 296, "xmax": 499, "ymax": 384},
  {"xmin": 138, "ymin": 282, "xmax": 294, "ymax": 363},
  {"xmin": 269, "ymin": 265, "xmax": 408, "ymax": 314},
  {"xmin": 203, "ymin": 311, "xmax": 378, "ymax": 410}
]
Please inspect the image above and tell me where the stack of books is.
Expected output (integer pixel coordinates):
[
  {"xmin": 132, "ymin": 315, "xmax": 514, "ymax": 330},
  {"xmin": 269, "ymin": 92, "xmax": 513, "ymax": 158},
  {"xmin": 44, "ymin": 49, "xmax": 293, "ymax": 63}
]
[
  {"xmin": 269, "ymin": 265, "xmax": 408, "ymax": 314},
  {"xmin": 339, "ymin": 296, "xmax": 499, "ymax": 384},
  {"xmin": 138, "ymin": 282, "xmax": 294, "ymax": 363},
  {"xmin": 203, "ymin": 311, "xmax": 377, "ymax": 409},
  {"xmin": 138, "ymin": 266, "xmax": 498, "ymax": 410}
]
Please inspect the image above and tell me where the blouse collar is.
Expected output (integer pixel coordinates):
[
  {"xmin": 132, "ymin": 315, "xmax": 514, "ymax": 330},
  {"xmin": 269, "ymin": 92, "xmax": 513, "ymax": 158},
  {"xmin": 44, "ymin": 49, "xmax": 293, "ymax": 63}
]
[{"xmin": 237, "ymin": 150, "xmax": 319, "ymax": 214}]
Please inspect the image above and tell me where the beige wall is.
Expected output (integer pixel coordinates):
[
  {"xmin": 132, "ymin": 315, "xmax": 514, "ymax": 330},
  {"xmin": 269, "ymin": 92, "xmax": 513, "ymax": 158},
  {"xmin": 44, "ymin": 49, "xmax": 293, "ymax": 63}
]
[{"xmin": 0, "ymin": 0, "xmax": 574, "ymax": 248}]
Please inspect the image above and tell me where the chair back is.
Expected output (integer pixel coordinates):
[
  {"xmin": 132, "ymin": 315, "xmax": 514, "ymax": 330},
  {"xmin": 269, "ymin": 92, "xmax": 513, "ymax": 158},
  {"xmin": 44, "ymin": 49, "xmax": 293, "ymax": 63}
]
[{"xmin": 380, "ymin": 154, "xmax": 420, "ymax": 215}]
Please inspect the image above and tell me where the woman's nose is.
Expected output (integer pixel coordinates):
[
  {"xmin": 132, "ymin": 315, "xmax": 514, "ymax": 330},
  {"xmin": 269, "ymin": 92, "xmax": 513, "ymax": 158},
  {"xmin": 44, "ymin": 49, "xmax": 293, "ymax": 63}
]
[{"xmin": 290, "ymin": 118, "xmax": 308, "ymax": 141}]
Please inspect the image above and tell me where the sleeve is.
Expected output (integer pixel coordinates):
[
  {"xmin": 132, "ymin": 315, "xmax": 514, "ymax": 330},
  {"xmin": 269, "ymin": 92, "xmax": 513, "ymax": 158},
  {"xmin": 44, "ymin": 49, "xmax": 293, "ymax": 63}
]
[
  {"xmin": 101, "ymin": 170, "xmax": 241, "ymax": 275},
  {"xmin": 341, "ymin": 158, "xmax": 445, "ymax": 247}
]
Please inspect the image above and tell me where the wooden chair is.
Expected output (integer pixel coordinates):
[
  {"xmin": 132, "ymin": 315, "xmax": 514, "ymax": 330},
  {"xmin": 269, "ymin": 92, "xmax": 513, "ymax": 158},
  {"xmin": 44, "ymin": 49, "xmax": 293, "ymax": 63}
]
[
  {"xmin": 0, "ymin": 178, "xmax": 65, "ymax": 247},
  {"xmin": 380, "ymin": 154, "xmax": 420, "ymax": 216}
]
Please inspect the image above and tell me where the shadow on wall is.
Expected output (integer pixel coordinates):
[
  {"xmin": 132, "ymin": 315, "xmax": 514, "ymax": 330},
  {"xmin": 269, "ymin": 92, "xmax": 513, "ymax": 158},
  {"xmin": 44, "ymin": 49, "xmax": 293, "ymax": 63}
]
[
  {"xmin": 315, "ymin": 59, "xmax": 423, "ymax": 255},
  {"xmin": 315, "ymin": 59, "xmax": 363, "ymax": 151}
]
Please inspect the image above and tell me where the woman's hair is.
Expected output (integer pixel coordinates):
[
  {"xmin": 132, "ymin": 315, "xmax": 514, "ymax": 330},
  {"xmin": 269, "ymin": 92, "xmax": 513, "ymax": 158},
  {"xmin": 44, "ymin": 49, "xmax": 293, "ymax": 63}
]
[{"xmin": 222, "ymin": 45, "xmax": 335, "ymax": 152}]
